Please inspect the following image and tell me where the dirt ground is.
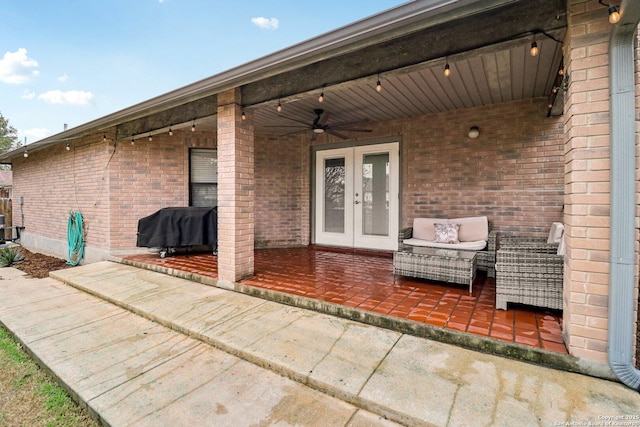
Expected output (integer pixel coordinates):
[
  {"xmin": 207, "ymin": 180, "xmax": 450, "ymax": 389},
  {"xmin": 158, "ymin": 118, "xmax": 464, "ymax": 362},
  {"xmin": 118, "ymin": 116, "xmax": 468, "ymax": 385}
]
[{"xmin": 12, "ymin": 247, "xmax": 73, "ymax": 278}]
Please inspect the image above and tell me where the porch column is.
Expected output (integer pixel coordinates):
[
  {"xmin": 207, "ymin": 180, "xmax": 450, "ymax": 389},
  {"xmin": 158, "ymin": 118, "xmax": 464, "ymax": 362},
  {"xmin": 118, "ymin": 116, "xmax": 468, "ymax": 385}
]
[
  {"xmin": 217, "ymin": 88, "xmax": 254, "ymax": 282},
  {"xmin": 562, "ymin": 0, "xmax": 613, "ymax": 364}
]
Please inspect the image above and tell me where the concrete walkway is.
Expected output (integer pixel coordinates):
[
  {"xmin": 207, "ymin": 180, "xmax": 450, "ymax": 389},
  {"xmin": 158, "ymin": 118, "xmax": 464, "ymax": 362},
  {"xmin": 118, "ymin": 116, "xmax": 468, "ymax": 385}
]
[{"xmin": 0, "ymin": 261, "xmax": 638, "ymax": 426}]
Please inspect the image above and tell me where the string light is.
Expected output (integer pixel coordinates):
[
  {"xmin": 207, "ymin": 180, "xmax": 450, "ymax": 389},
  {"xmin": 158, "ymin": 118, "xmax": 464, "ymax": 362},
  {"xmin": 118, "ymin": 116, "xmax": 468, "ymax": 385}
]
[
  {"xmin": 102, "ymin": 134, "xmax": 107, "ymax": 142},
  {"xmin": 169, "ymin": 127, "xmax": 173, "ymax": 136},
  {"xmin": 148, "ymin": 134, "xmax": 153, "ymax": 142},
  {"xmin": 241, "ymin": 110, "xmax": 246, "ymax": 120},
  {"xmin": 131, "ymin": 135, "xmax": 135, "ymax": 145},
  {"xmin": 23, "ymin": 150, "xmax": 28, "ymax": 158},
  {"xmin": 191, "ymin": 120, "xmax": 196, "ymax": 132},
  {"xmin": 277, "ymin": 100, "xmax": 282, "ymax": 112},
  {"xmin": 376, "ymin": 74, "xmax": 382, "ymax": 92},
  {"xmin": 443, "ymin": 62, "xmax": 451, "ymax": 78},
  {"xmin": 530, "ymin": 39, "xmax": 539, "ymax": 57},
  {"xmin": 318, "ymin": 89, "xmax": 324, "ymax": 103},
  {"xmin": 66, "ymin": 143, "xmax": 70, "ymax": 151}
]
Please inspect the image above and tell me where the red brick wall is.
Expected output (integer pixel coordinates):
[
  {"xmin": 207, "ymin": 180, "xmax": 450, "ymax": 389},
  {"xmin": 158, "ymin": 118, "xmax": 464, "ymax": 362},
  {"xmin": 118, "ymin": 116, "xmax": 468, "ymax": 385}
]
[
  {"xmin": 12, "ymin": 134, "xmax": 112, "ymax": 255},
  {"xmin": 402, "ymin": 98, "xmax": 564, "ymax": 235},
  {"xmin": 107, "ymin": 129, "xmax": 216, "ymax": 252}
]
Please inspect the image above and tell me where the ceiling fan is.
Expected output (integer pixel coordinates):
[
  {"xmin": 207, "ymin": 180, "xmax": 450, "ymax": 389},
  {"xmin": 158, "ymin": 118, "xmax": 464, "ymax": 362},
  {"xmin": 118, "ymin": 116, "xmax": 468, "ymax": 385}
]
[{"xmin": 268, "ymin": 109, "xmax": 372, "ymax": 140}]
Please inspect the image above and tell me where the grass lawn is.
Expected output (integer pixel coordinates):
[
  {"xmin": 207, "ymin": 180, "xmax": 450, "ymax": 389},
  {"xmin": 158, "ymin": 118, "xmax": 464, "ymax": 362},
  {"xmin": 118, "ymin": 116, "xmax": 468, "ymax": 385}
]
[{"xmin": 0, "ymin": 325, "xmax": 100, "ymax": 426}]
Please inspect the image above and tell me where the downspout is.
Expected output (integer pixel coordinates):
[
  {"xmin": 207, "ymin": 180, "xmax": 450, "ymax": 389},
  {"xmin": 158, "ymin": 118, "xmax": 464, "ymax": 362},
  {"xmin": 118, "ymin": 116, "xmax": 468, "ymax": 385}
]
[{"xmin": 608, "ymin": 0, "xmax": 640, "ymax": 390}]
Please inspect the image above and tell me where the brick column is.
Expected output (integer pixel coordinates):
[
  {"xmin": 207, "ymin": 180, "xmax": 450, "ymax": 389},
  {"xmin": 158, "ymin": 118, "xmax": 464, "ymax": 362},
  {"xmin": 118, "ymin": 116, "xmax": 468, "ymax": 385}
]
[
  {"xmin": 563, "ymin": 0, "xmax": 613, "ymax": 363},
  {"xmin": 217, "ymin": 88, "xmax": 254, "ymax": 282}
]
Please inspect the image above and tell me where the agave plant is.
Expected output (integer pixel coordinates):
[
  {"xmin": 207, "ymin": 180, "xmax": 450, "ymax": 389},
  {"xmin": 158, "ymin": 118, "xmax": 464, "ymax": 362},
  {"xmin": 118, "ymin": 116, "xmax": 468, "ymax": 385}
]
[{"xmin": 0, "ymin": 247, "xmax": 25, "ymax": 267}]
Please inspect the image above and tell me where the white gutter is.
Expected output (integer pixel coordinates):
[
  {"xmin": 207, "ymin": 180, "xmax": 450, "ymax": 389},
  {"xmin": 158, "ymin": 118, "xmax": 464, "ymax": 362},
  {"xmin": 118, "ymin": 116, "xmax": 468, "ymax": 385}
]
[
  {"xmin": 0, "ymin": 0, "xmax": 512, "ymax": 160},
  {"xmin": 608, "ymin": 0, "xmax": 640, "ymax": 390}
]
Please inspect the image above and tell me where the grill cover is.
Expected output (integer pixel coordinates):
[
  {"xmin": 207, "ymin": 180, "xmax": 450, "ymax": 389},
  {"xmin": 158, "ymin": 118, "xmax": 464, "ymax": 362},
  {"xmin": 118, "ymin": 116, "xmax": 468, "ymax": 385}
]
[{"xmin": 136, "ymin": 207, "xmax": 217, "ymax": 249}]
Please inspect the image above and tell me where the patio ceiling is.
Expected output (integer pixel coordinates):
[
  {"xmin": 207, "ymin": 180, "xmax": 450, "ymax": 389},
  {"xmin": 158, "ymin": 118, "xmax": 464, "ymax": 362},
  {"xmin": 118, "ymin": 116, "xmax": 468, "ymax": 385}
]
[
  {"xmin": 0, "ymin": 0, "xmax": 568, "ymax": 157},
  {"xmin": 190, "ymin": 0, "xmax": 567, "ymax": 136}
]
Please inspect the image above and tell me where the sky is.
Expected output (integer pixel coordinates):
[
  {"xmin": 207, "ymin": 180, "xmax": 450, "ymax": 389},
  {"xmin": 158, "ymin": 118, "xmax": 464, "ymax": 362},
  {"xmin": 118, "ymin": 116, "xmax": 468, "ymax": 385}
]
[{"xmin": 1, "ymin": 0, "xmax": 407, "ymax": 145}]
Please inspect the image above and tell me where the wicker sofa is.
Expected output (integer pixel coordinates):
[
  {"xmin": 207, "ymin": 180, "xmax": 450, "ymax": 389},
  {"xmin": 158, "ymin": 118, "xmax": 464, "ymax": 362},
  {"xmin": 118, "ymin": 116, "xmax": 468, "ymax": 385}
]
[
  {"xmin": 495, "ymin": 230, "xmax": 564, "ymax": 310},
  {"xmin": 398, "ymin": 216, "xmax": 497, "ymax": 277}
]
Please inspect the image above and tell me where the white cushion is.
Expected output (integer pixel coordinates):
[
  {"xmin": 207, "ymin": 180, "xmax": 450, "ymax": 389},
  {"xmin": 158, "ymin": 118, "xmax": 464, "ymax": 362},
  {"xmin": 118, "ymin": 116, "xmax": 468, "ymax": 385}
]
[
  {"xmin": 547, "ymin": 222, "xmax": 564, "ymax": 244},
  {"xmin": 448, "ymin": 216, "xmax": 488, "ymax": 242},
  {"xmin": 412, "ymin": 218, "xmax": 445, "ymax": 241},
  {"xmin": 403, "ymin": 238, "xmax": 487, "ymax": 251}
]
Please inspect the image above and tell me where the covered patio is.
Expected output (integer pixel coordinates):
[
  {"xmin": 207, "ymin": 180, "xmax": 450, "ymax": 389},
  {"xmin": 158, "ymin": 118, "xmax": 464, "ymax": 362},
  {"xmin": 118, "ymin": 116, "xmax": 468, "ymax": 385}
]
[{"xmin": 123, "ymin": 246, "xmax": 566, "ymax": 355}]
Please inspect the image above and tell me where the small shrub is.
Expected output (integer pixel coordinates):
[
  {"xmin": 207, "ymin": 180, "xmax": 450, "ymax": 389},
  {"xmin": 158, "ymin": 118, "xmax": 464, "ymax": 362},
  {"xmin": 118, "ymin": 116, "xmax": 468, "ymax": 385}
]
[{"xmin": 0, "ymin": 247, "xmax": 25, "ymax": 268}]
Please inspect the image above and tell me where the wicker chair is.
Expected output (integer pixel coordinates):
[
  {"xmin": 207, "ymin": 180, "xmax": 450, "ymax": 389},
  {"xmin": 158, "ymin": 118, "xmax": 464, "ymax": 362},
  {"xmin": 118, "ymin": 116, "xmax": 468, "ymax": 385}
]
[{"xmin": 495, "ymin": 238, "xmax": 564, "ymax": 310}]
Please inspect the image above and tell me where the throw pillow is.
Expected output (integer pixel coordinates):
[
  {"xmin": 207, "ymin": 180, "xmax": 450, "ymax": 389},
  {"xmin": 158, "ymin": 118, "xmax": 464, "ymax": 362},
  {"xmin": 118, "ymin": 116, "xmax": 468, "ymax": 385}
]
[{"xmin": 433, "ymin": 223, "xmax": 460, "ymax": 244}]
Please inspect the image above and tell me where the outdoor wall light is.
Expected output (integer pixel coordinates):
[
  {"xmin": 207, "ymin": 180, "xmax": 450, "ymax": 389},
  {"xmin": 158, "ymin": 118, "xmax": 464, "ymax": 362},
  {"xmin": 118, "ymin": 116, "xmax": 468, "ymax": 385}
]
[{"xmin": 468, "ymin": 126, "xmax": 480, "ymax": 139}]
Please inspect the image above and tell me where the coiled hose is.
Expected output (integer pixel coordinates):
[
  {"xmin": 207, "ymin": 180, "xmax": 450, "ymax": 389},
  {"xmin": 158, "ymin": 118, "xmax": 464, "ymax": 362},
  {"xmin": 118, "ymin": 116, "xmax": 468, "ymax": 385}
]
[{"xmin": 67, "ymin": 211, "xmax": 84, "ymax": 266}]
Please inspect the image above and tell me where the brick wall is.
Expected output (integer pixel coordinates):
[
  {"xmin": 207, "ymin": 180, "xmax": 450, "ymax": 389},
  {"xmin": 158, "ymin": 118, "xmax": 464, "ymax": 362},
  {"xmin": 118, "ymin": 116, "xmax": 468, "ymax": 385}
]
[
  {"xmin": 252, "ymin": 97, "xmax": 564, "ymax": 247},
  {"xmin": 107, "ymin": 129, "xmax": 216, "ymax": 252},
  {"xmin": 11, "ymin": 133, "xmax": 112, "ymax": 257},
  {"xmin": 562, "ymin": 0, "xmax": 615, "ymax": 363}
]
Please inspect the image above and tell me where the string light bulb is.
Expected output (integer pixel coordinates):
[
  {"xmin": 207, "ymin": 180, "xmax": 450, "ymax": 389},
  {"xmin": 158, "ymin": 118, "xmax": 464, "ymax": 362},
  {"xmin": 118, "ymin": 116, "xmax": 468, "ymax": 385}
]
[
  {"xmin": 131, "ymin": 135, "xmax": 135, "ymax": 145},
  {"xmin": 318, "ymin": 89, "xmax": 324, "ymax": 103},
  {"xmin": 191, "ymin": 120, "xmax": 196, "ymax": 132},
  {"xmin": 66, "ymin": 143, "xmax": 70, "ymax": 151},
  {"xmin": 102, "ymin": 134, "xmax": 107, "ymax": 142},
  {"xmin": 169, "ymin": 127, "xmax": 173, "ymax": 136},
  {"xmin": 148, "ymin": 134, "xmax": 153, "ymax": 142},
  {"xmin": 443, "ymin": 62, "xmax": 451, "ymax": 78},
  {"xmin": 23, "ymin": 150, "xmax": 28, "ymax": 158},
  {"xmin": 241, "ymin": 110, "xmax": 246, "ymax": 120},
  {"xmin": 530, "ymin": 40, "xmax": 539, "ymax": 57},
  {"xmin": 608, "ymin": 4, "xmax": 620, "ymax": 23},
  {"xmin": 277, "ymin": 100, "xmax": 282, "ymax": 112}
]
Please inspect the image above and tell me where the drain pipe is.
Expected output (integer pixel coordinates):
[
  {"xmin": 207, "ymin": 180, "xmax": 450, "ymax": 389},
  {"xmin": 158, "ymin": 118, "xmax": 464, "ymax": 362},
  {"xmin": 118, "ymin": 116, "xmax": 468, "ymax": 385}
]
[{"xmin": 608, "ymin": 0, "xmax": 640, "ymax": 390}]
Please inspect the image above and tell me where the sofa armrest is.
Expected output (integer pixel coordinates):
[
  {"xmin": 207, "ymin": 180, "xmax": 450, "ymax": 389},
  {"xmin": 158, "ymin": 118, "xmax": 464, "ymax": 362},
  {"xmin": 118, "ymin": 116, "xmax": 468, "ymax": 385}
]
[{"xmin": 498, "ymin": 234, "xmax": 548, "ymax": 248}]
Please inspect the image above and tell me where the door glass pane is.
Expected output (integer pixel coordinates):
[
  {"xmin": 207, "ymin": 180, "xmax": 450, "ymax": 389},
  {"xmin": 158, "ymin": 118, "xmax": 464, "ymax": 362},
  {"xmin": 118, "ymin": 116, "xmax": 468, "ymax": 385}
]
[
  {"xmin": 323, "ymin": 157, "xmax": 345, "ymax": 233},
  {"xmin": 362, "ymin": 153, "xmax": 389, "ymax": 236}
]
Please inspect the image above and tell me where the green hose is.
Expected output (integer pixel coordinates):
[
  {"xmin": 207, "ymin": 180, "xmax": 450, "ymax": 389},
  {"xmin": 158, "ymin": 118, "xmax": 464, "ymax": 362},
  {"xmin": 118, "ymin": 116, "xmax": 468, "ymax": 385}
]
[{"xmin": 67, "ymin": 211, "xmax": 84, "ymax": 266}]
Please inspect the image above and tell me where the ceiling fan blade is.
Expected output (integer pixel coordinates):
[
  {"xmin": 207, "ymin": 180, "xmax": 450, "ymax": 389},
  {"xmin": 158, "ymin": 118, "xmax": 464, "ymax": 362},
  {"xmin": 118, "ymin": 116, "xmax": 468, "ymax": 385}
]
[
  {"xmin": 318, "ymin": 110, "xmax": 331, "ymax": 126},
  {"xmin": 326, "ymin": 129, "xmax": 348, "ymax": 139},
  {"xmin": 281, "ymin": 129, "xmax": 310, "ymax": 137}
]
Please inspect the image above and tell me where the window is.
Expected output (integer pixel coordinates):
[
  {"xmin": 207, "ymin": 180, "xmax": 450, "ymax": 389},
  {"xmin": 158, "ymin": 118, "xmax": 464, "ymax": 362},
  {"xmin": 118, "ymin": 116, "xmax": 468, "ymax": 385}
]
[{"xmin": 190, "ymin": 148, "xmax": 217, "ymax": 207}]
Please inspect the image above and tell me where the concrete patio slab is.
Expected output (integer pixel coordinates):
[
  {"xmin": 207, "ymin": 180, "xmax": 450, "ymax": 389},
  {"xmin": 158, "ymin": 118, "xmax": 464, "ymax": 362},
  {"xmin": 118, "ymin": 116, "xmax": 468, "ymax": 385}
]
[{"xmin": 0, "ymin": 261, "xmax": 635, "ymax": 426}]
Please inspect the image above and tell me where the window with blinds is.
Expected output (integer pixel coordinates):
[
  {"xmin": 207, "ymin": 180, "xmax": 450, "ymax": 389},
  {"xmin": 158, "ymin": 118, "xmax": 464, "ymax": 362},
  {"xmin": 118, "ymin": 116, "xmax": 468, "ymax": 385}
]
[{"xmin": 189, "ymin": 148, "xmax": 217, "ymax": 207}]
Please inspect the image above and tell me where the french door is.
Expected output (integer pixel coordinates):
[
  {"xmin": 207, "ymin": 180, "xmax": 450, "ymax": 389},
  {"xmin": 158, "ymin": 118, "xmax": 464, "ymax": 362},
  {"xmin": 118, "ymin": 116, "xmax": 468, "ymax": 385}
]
[{"xmin": 314, "ymin": 142, "xmax": 399, "ymax": 251}]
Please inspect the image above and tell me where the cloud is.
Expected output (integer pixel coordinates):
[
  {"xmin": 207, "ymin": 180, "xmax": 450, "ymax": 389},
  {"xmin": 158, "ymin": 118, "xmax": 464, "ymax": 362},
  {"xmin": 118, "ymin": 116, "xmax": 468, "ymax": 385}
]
[
  {"xmin": 251, "ymin": 17, "xmax": 279, "ymax": 30},
  {"xmin": 23, "ymin": 128, "xmax": 50, "ymax": 140},
  {"xmin": 37, "ymin": 90, "xmax": 95, "ymax": 106},
  {"xmin": 0, "ymin": 48, "xmax": 39, "ymax": 84},
  {"xmin": 21, "ymin": 90, "xmax": 36, "ymax": 100},
  {"xmin": 57, "ymin": 73, "xmax": 68, "ymax": 82}
]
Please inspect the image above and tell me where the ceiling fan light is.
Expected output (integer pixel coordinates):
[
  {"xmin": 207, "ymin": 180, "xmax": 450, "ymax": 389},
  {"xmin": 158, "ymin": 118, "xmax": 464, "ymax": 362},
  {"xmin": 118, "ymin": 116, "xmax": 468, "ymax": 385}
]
[{"xmin": 313, "ymin": 128, "xmax": 324, "ymax": 134}]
